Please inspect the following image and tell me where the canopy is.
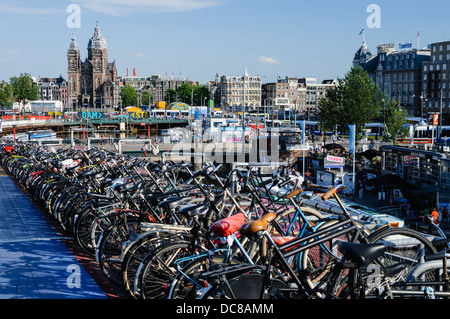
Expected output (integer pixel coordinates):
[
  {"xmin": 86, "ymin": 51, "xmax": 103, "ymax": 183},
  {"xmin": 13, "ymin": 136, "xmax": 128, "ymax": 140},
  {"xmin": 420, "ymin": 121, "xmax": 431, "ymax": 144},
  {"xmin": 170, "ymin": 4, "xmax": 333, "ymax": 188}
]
[
  {"xmin": 359, "ymin": 149, "xmax": 380, "ymax": 160},
  {"xmin": 323, "ymin": 143, "xmax": 346, "ymax": 151},
  {"xmin": 169, "ymin": 102, "xmax": 190, "ymax": 110}
]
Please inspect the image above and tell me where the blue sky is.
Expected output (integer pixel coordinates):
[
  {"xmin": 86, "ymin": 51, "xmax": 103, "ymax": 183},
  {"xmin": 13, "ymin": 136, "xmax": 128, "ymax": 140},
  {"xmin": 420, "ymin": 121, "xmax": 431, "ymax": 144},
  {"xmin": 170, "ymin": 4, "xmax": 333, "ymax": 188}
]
[{"xmin": 0, "ymin": 0, "xmax": 449, "ymax": 84}]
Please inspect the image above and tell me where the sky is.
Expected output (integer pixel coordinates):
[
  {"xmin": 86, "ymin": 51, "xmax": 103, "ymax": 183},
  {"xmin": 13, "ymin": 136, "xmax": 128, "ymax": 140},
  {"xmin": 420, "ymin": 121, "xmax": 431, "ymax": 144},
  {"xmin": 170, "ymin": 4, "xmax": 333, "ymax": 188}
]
[{"xmin": 0, "ymin": 0, "xmax": 450, "ymax": 84}]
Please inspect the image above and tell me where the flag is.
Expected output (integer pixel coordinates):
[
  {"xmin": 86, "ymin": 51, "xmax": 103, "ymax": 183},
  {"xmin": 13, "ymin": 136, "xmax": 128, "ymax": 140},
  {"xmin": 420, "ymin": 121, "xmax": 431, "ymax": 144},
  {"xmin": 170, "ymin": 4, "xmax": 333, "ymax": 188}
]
[
  {"xmin": 348, "ymin": 124, "xmax": 355, "ymax": 154},
  {"xmin": 417, "ymin": 29, "xmax": 420, "ymax": 37},
  {"xmin": 359, "ymin": 28, "xmax": 365, "ymax": 35}
]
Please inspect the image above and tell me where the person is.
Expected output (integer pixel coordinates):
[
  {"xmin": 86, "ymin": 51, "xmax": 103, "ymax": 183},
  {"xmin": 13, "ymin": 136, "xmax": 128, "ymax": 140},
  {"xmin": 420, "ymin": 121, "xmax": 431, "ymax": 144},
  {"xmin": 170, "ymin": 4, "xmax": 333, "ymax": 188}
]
[
  {"xmin": 431, "ymin": 208, "xmax": 439, "ymax": 223},
  {"xmin": 142, "ymin": 143, "xmax": 148, "ymax": 157},
  {"xmin": 401, "ymin": 202, "xmax": 407, "ymax": 219}
]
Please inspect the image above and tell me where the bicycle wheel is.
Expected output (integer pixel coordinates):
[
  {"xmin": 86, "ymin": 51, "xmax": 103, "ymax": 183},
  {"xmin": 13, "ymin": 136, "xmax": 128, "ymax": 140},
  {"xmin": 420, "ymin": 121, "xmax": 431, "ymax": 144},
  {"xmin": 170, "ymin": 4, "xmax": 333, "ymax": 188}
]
[
  {"xmin": 139, "ymin": 240, "xmax": 207, "ymax": 299},
  {"xmin": 368, "ymin": 226, "xmax": 437, "ymax": 270},
  {"xmin": 298, "ymin": 219, "xmax": 370, "ymax": 297},
  {"xmin": 97, "ymin": 220, "xmax": 140, "ymax": 286},
  {"xmin": 122, "ymin": 232, "xmax": 185, "ymax": 299},
  {"xmin": 348, "ymin": 226, "xmax": 438, "ymax": 298},
  {"xmin": 200, "ymin": 271, "xmax": 290, "ymax": 299},
  {"xmin": 401, "ymin": 259, "xmax": 450, "ymax": 299},
  {"xmin": 168, "ymin": 254, "xmax": 243, "ymax": 299}
]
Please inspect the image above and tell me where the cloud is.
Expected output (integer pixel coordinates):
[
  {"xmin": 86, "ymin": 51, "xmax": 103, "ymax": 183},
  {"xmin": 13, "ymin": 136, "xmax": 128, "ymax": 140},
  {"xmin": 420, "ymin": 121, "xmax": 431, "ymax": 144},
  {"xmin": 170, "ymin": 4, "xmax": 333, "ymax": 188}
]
[
  {"xmin": 73, "ymin": 0, "xmax": 225, "ymax": 16},
  {"xmin": 0, "ymin": 49, "xmax": 20, "ymax": 63},
  {"xmin": 134, "ymin": 52, "xmax": 149, "ymax": 59},
  {"xmin": 0, "ymin": 4, "xmax": 63, "ymax": 15},
  {"xmin": 258, "ymin": 56, "xmax": 280, "ymax": 65}
]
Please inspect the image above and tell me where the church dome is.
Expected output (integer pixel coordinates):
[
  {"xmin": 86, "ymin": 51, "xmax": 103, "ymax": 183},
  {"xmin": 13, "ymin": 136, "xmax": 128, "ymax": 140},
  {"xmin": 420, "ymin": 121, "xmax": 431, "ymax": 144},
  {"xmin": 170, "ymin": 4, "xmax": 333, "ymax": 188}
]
[
  {"xmin": 88, "ymin": 25, "xmax": 107, "ymax": 50},
  {"xmin": 68, "ymin": 33, "xmax": 78, "ymax": 51}
]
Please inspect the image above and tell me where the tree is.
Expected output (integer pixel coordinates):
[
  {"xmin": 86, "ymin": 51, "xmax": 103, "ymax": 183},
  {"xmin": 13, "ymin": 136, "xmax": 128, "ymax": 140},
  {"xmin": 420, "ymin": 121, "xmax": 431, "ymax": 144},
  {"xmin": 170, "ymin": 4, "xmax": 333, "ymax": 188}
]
[
  {"xmin": 193, "ymin": 85, "xmax": 210, "ymax": 106},
  {"xmin": 9, "ymin": 73, "xmax": 39, "ymax": 113},
  {"xmin": 317, "ymin": 66, "xmax": 383, "ymax": 138},
  {"xmin": 141, "ymin": 90, "xmax": 152, "ymax": 106},
  {"xmin": 120, "ymin": 84, "xmax": 137, "ymax": 107},
  {"xmin": 164, "ymin": 88, "xmax": 177, "ymax": 105},
  {"xmin": 384, "ymin": 99, "xmax": 408, "ymax": 144},
  {"xmin": 0, "ymin": 81, "xmax": 14, "ymax": 112},
  {"xmin": 176, "ymin": 83, "xmax": 193, "ymax": 105}
]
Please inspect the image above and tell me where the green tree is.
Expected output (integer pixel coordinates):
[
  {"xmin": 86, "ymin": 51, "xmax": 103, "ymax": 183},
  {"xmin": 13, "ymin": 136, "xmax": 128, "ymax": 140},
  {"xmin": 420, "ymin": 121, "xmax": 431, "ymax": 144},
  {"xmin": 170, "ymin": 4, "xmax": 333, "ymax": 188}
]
[
  {"xmin": 318, "ymin": 66, "xmax": 383, "ymax": 138},
  {"xmin": 164, "ymin": 88, "xmax": 177, "ymax": 105},
  {"xmin": 176, "ymin": 83, "xmax": 193, "ymax": 105},
  {"xmin": 9, "ymin": 73, "xmax": 39, "ymax": 113},
  {"xmin": 141, "ymin": 90, "xmax": 153, "ymax": 106},
  {"xmin": 384, "ymin": 99, "xmax": 408, "ymax": 144},
  {"xmin": 120, "ymin": 84, "xmax": 138, "ymax": 107},
  {"xmin": 0, "ymin": 81, "xmax": 14, "ymax": 112},
  {"xmin": 194, "ymin": 85, "xmax": 210, "ymax": 106}
]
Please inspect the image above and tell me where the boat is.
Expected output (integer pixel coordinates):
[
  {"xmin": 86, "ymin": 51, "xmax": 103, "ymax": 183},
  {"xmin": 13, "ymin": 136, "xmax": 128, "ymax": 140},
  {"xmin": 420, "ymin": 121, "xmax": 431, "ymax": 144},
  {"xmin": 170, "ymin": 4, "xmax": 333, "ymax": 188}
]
[{"xmin": 27, "ymin": 129, "xmax": 57, "ymax": 140}]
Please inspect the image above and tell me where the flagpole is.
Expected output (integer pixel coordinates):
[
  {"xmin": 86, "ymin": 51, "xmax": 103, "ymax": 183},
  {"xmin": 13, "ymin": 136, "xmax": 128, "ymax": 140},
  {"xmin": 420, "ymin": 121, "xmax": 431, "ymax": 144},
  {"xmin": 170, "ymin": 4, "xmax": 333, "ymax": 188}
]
[{"xmin": 417, "ymin": 29, "xmax": 420, "ymax": 50}]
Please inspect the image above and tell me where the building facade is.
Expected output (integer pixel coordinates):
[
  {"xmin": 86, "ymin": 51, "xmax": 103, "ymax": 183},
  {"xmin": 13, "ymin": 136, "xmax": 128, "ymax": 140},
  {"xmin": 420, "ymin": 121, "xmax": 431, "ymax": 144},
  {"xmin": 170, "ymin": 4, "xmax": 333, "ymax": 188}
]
[
  {"xmin": 33, "ymin": 76, "xmax": 68, "ymax": 110},
  {"xmin": 219, "ymin": 70, "xmax": 262, "ymax": 110},
  {"xmin": 67, "ymin": 25, "xmax": 119, "ymax": 110},
  {"xmin": 422, "ymin": 41, "xmax": 450, "ymax": 123},
  {"xmin": 298, "ymin": 78, "xmax": 337, "ymax": 116},
  {"xmin": 354, "ymin": 41, "xmax": 431, "ymax": 117},
  {"xmin": 265, "ymin": 77, "xmax": 299, "ymax": 109}
]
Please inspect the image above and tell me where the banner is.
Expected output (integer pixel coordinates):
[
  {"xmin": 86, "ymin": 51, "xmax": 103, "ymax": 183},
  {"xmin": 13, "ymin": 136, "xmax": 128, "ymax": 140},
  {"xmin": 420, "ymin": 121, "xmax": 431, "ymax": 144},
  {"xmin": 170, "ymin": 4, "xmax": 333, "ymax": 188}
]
[
  {"xmin": 348, "ymin": 124, "xmax": 355, "ymax": 154},
  {"xmin": 300, "ymin": 120, "xmax": 306, "ymax": 144}
]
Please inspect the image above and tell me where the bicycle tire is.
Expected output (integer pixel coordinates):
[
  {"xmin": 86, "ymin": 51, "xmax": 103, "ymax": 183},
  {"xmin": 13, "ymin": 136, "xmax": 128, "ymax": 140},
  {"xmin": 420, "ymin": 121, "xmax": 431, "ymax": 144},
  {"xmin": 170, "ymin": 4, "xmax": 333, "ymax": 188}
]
[
  {"xmin": 168, "ymin": 254, "xmax": 243, "ymax": 299},
  {"xmin": 139, "ymin": 240, "xmax": 207, "ymax": 299},
  {"xmin": 347, "ymin": 226, "xmax": 438, "ymax": 299},
  {"xmin": 97, "ymin": 220, "xmax": 140, "ymax": 286},
  {"xmin": 298, "ymin": 219, "xmax": 370, "ymax": 297},
  {"xmin": 122, "ymin": 231, "xmax": 185, "ymax": 299}
]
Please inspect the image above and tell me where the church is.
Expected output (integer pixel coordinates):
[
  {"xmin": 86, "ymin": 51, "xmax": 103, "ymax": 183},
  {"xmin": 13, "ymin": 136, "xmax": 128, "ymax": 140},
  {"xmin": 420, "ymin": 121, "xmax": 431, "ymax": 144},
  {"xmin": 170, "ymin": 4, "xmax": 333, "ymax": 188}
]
[{"xmin": 67, "ymin": 24, "xmax": 119, "ymax": 110}]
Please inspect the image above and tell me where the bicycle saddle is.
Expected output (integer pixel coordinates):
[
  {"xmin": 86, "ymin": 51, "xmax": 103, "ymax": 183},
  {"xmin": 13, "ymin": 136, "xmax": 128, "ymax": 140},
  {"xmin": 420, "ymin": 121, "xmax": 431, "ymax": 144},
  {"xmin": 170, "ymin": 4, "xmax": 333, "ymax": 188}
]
[
  {"xmin": 338, "ymin": 242, "xmax": 386, "ymax": 267},
  {"xmin": 179, "ymin": 204, "xmax": 209, "ymax": 217},
  {"xmin": 239, "ymin": 212, "xmax": 276, "ymax": 236}
]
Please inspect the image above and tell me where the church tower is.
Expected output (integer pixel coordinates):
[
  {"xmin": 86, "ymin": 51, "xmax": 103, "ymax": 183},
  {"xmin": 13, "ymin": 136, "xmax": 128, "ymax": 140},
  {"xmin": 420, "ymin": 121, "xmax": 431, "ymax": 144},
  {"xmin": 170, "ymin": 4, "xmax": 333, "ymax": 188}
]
[
  {"xmin": 67, "ymin": 33, "xmax": 80, "ymax": 109},
  {"xmin": 67, "ymin": 24, "xmax": 118, "ymax": 110},
  {"xmin": 87, "ymin": 23, "xmax": 108, "ymax": 108}
]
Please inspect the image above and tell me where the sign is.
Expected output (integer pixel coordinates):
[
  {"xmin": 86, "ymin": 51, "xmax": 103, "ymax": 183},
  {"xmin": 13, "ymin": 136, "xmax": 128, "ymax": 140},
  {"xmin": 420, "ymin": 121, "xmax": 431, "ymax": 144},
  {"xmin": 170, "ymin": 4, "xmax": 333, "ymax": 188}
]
[
  {"xmin": 324, "ymin": 155, "xmax": 345, "ymax": 168},
  {"xmin": 129, "ymin": 111, "xmax": 149, "ymax": 118},
  {"xmin": 79, "ymin": 111, "xmax": 104, "ymax": 119},
  {"xmin": 427, "ymin": 113, "xmax": 439, "ymax": 126},
  {"xmin": 399, "ymin": 42, "xmax": 412, "ymax": 49}
]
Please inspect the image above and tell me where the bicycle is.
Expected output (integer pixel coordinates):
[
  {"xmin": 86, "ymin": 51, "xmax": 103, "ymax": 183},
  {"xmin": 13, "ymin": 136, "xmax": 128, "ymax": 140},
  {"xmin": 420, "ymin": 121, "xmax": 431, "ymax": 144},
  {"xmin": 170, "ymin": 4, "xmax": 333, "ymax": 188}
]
[{"xmin": 192, "ymin": 185, "xmax": 437, "ymax": 299}]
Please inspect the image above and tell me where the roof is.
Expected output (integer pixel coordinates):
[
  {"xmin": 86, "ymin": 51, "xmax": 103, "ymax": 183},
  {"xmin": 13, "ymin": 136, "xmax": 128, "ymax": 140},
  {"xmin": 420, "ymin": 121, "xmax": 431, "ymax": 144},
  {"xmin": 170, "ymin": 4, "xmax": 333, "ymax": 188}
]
[
  {"xmin": 88, "ymin": 25, "xmax": 107, "ymax": 50},
  {"xmin": 170, "ymin": 102, "xmax": 189, "ymax": 110}
]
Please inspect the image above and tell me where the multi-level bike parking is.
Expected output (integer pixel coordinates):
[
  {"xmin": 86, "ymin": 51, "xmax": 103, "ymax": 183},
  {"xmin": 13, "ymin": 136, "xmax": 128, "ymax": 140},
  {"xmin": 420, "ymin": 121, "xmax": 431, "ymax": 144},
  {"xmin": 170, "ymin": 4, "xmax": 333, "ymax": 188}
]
[{"xmin": 0, "ymin": 139, "xmax": 448, "ymax": 300}]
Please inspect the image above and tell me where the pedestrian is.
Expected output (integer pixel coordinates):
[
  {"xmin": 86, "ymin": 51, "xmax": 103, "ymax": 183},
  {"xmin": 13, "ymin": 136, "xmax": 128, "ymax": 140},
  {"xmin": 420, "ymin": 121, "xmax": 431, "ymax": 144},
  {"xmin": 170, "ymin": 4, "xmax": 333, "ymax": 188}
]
[
  {"xmin": 401, "ymin": 202, "xmax": 407, "ymax": 219},
  {"xmin": 431, "ymin": 207, "xmax": 439, "ymax": 223},
  {"xmin": 142, "ymin": 143, "xmax": 148, "ymax": 157}
]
